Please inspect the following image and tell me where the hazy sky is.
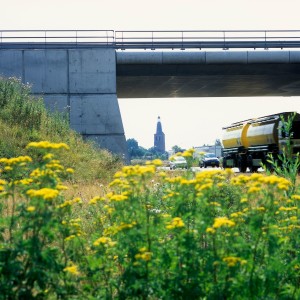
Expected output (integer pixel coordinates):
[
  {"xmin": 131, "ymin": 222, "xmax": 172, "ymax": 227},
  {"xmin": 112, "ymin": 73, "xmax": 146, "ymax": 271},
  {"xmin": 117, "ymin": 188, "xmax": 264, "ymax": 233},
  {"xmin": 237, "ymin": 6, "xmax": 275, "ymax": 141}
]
[{"xmin": 1, "ymin": 0, "xmax": 300, "ymax": 150}]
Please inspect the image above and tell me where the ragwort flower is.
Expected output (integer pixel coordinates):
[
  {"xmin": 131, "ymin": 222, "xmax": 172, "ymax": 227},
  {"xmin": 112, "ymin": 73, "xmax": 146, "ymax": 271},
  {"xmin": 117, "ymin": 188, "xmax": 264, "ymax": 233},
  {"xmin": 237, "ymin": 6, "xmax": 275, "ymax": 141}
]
[
  {"xmin": 213, "ymin": 217, "xmax": 235, "ymax": 229},
  {"xmin": 26, "ymin": 141, "xmax": 70, "ymax": 150},
  {"xmin": 166, "ymin": 217, "xmax": 185, "ymax": 229},
  {"xmin": 26, "ymin": 188, "xmax": 59, "ymax": 200}
]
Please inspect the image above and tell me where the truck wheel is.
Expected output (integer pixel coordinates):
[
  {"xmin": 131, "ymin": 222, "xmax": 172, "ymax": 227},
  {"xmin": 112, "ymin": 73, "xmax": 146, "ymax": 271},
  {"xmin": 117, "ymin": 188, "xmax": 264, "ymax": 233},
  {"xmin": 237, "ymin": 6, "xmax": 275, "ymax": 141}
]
[
  {"xmin": 238, "ymin": 159, "xmax": 247, "ymax": 173},
  {"xmin": 239, "ymin": 165, "xmax": 247, "ymax": 173}
]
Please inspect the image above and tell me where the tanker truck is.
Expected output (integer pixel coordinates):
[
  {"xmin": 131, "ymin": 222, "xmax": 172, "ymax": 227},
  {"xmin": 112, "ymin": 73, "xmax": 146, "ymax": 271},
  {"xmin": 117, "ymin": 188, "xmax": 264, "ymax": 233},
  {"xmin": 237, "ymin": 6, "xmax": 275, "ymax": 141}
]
[{"xmin": 222, "ymin": 112, "xmax": 300, "ymax": 172}]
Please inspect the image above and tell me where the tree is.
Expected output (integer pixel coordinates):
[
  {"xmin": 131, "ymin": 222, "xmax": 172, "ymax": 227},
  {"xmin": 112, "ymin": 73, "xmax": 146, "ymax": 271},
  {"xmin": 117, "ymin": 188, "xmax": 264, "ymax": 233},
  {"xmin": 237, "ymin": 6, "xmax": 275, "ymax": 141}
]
[
  {"xmin": 172, "ymin": 145, "xmax": 185, "ymax": 154},
  {"xmin": 145, "ymin": 147, "xmax": 168, "ymax": 160},
  {"xmin": 126, "ymin": 138, "xmax": 147, "ymax": 158}
]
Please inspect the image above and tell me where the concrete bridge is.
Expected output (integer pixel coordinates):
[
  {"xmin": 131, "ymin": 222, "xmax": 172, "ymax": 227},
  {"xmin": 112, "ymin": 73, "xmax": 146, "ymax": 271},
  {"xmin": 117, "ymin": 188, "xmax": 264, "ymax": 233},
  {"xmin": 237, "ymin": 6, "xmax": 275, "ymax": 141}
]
[{"xmin": 1, "ymin": 30, "xmax": 300, "ymax": 157}]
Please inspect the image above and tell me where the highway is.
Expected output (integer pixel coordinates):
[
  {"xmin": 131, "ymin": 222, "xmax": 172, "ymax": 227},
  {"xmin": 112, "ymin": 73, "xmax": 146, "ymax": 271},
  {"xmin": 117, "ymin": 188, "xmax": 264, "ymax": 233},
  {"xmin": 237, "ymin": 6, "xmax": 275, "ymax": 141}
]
[{"xmin": 158, "ymin": 166, "xmax": 264, "ymax": 173}]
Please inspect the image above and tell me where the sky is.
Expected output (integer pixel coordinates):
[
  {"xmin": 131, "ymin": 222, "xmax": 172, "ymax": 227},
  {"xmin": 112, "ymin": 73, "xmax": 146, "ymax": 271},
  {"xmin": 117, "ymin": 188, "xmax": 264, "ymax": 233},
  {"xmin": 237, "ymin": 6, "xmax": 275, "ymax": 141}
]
[{"xmin": 1, "ymin": 0, "xmax": 300, "ymax": 150}]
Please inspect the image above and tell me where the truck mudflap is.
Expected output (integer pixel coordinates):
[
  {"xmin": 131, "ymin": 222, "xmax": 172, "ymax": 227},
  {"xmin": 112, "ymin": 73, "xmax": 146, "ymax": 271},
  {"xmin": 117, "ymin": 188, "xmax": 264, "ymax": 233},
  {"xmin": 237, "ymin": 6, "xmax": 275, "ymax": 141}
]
[{"xmin": 223, "ymin": 158, "xmax": 234, "ymax": 168}]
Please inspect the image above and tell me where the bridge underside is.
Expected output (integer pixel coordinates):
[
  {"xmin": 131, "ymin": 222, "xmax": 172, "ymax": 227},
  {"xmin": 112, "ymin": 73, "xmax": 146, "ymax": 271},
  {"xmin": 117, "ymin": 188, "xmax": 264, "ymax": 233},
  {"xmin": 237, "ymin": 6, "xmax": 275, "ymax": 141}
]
[{"xmin": 117, "ymin": 64, "xmax": 300, "ymax": 98}]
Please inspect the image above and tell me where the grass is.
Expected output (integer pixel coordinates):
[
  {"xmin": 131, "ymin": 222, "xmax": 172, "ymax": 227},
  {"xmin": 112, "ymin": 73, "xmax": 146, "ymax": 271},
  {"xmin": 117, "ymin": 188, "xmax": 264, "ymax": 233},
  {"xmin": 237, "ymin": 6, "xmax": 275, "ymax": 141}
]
[{"xmin": 0, "ymin": 76, "xmax": 123, "ymax": 183}]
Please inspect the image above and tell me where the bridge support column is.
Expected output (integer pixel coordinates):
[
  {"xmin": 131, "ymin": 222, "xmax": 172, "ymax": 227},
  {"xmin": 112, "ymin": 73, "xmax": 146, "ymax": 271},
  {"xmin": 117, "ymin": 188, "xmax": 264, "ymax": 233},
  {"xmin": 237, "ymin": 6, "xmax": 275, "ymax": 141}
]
[
  {"xmin": 68, "ymin": 48, "xmax": 127, "ymax": 158},
  {"xmin": 70, "ymin": 93, "xmax": 126, "ymax": 156},
  {"xmin": 0, "ymin": 48, "xmax": 128, "ymax": 159}
]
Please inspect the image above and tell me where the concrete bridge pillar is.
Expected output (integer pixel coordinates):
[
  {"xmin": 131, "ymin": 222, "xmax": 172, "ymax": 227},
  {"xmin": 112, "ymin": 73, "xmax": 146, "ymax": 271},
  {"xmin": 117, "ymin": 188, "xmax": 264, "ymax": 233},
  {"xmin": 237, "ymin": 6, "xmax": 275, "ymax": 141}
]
[{"xmin": 0, "ymin": 48, "xmax": 127, "ymax": 158}]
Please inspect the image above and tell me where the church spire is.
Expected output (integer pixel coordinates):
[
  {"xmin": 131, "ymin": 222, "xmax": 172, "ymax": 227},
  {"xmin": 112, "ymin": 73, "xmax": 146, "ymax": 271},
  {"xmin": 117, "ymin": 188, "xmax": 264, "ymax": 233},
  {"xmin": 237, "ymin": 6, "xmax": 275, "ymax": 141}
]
[
  {"xmin": 154, "ymin": 116, "xmax": 165, "ymax": 153},
  {"xmin": 156, "ymin": 116, "xmax": 163, "ymax": 134}
]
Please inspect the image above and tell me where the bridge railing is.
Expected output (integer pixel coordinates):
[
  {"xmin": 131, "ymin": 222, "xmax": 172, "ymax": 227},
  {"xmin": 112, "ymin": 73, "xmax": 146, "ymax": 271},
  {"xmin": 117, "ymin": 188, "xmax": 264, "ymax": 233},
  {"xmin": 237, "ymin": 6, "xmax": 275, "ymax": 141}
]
[
  {"xmin": 1, "ymin": 30, "xmax": 300, "ymax": 49},
  {"xmin": 0, "ymin": 30, "xmax": 115, "ymax": 48},
  {"xmin": 115, "ymin": 30, "xmax": 300, "ymax": 49}
]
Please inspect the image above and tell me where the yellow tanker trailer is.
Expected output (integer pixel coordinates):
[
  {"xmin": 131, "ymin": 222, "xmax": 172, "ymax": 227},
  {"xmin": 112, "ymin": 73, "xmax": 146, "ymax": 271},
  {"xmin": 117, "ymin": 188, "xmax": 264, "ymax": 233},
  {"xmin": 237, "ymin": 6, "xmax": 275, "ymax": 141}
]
[{"xmin": 222, "ymin": 112, "xmax": 300, "ymax": 172}]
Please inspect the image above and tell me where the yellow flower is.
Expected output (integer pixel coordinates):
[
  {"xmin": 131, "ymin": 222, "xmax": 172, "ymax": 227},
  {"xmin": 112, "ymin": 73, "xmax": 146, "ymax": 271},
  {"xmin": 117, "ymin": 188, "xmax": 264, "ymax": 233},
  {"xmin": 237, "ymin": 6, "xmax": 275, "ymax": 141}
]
[
  {"xmin": 72, "ymin": 197, "xmax": 82, "ymax": 203},
  {"xmin": 250, "ymin": 173, "xmax": 264, "ymax": 181},
  {"xmin": 166, "ymin": 217, "xmax": 185, "ymax": 229},
  {"xmin": 279, "ymin": 206, "xmax": 297, "ymax": 211},
  {"xmin": 230, "ymin": 213, "xmax": 239, "ymax": 218},
  {"xmin": 109, "ymin": 194, "xmax": 128, "ymax": 201},
  {"xmin": 256, "ymin": 206, "xmax": 266, "ymax": 212},
  {"xmin": 26, "ymin": 206, "xmax": 36, "ymax": 212},
  {"xmin": 43, "ymin": 153, "xmax": 54, "ymax": 160},
  {"xmin": 65, "ymin": 235, "xmax": 76, "ymax": 241},
  {"xmin": 291, "ymin": 194, "xmax": 300, "ymax": 201},
  {"xmin": 223, "ymin": 256, "xmax": 247, "ymax": 267},
  {"xmin": 26, "ymin": 141, "xmax": 70, "ymax": 150},
  {"xmin": 109, "ymin": 179, "xmax": 123, "ymax": 187},
  {"xmin": 135, "ymin": 252, "xmax": 152, "ymax": 261},
  {"xmin": 146, "ymin": 159, "xmax": 162, "ymax": 166},
  {"xmin": 63, "ymin": 264, "xmax": 80, "ymax": 276},
  {"xmin": 278, "ymin": 183, "xmax": 290, "ymax": 191},
  {"xmin": 223, "ymin": 256, "xmax": 239, "ymax": 267},
  {"xmin": 0, "ymin": 156, "xmax": 32, "ymax": 166},
  {"xmin": 89, "ymin": 196, "xmax": 102, "ymax": 205},
  {"xmin": 66, "ymin": 168, "xmax": 75, "ymax": 174},
  {"xmin": 113, "ymin": 171, "xmax": 124, "ymax": 178},
  {"xmin": 248, "ymin": 186, "xmax": 261, "ymax": 194},
  {"xmin": 58, "ymin": 198, "xmax": 82, "ymax": 208},
  {"xmin": 159, "ymin": 171, "xmax": 167, "ymax": 178},
  {"xmin": 224, "ymin": 168, "xmax": 234, "ymax": 175},
  {"xmin": 196, "ymin": 183, "xmax": 213, "ymax": 191},
  {"xmin": 56, "ymin": 184, "xmax": 68, "ymax": 190},
  {"xmin": 206, "ymin": 227, "xmax": 216, "ymax": 234},
  {"xmin": 93, "ymin": 236, "xmax": 116, "ymax": 247},
  {"xmin": 18, "ymin": 178, "xmax": 34, "ymax": 185},
  {"xmin": 26, "ymin": 188, "xmax": 59, "ymax": 200},
  {"xmin": 213, "ymin": 217, "xmax": 235, "ymax": 229},
  {"xmin": 182, "ymin": 149, "xmax": 194, "ymax": 157}
]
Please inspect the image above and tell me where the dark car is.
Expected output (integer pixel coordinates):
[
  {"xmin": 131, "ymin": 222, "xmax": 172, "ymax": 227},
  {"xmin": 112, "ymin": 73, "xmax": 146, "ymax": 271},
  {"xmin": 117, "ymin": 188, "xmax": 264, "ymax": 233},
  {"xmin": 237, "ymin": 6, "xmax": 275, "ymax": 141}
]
[{"xmin": 199, "ymin": 153, "xmax": 220, "ymax": 168}]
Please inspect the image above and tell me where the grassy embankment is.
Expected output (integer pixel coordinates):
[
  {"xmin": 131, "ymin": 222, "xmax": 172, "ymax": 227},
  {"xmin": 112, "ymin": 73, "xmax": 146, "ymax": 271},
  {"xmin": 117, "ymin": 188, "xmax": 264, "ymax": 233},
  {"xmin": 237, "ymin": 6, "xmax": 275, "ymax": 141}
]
[{"xmin": 0, "ymin": 77, "xmax": 123, "ymax": 188}]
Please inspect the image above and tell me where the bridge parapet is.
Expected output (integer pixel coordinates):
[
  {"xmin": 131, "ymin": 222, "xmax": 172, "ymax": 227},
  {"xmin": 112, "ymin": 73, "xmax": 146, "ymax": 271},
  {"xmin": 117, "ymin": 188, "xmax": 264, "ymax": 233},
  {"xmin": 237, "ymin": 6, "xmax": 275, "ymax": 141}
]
[
  {"xmin": 115, "ymin": 30, "xmax": 300, "ymax": 50},
  {"xmin": 0, "ymin": 30, "xmax": 115, "ymax": 49},
  {"xmin": 2, "ymin": 30, "xmax": 300, "ymax": 50}
]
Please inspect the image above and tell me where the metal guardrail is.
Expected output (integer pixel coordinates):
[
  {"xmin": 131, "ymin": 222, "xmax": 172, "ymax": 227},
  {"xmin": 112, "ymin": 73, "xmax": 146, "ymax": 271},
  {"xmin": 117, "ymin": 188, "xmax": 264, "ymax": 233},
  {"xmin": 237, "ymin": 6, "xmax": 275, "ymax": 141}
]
[
  {"xmin": 1, "ymin": 30, "xmax": 300, "ymax": 49},
  {"xmin": 115, "ymin": 30, "xmax": 300, "ymax": 49},
  {"xmin": 0, "ymin": 30, "xmax": 115, "ymax": 48}
]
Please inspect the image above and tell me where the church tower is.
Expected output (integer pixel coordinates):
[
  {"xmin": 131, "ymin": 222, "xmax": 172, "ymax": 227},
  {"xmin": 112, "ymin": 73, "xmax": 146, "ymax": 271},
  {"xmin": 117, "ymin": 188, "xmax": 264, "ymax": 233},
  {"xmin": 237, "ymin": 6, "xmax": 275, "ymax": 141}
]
[{"xmin": 154, "ymin": 116, "xmax": 165, "ymax": 153}]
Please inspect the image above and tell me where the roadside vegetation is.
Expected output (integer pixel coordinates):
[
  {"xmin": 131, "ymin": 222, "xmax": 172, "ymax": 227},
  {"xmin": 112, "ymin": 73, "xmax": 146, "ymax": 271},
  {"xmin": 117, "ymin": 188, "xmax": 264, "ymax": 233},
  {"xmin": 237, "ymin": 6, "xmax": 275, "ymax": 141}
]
[
  {"xmin": 0, "ymin": 77, "xmax": 123, "ymax": 183},
  {"xmin": 0, "ymin": 77, "xmax": 299, "ymax": 298}
]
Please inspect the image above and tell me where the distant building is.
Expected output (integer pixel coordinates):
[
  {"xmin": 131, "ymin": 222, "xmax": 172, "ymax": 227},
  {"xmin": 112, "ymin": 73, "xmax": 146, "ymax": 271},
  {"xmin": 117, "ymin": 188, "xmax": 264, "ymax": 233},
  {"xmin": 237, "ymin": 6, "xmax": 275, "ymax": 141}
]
[
  {"xmin": 194, "ymin": 144, "xmax": 223, "ymax": 158},
  {"xmin": 154, "ymin": 116, "xmax": 165, "ymax": 153}
]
